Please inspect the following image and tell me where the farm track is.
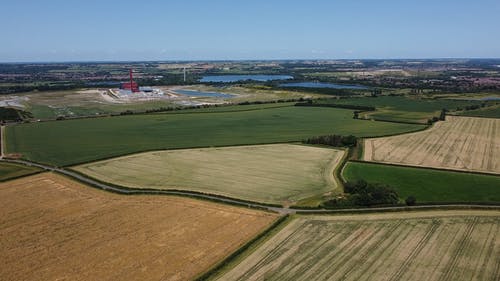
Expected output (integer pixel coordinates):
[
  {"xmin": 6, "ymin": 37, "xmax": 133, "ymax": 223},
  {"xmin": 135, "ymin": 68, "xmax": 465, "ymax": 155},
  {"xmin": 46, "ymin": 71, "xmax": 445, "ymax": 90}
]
[{"xmin": 2, "ymin": 158, "xmax": 499, "ymax": 215}]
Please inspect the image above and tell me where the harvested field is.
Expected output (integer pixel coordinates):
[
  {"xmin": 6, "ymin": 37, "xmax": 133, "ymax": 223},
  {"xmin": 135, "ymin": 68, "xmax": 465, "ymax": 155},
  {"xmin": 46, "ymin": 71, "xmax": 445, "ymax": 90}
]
[
  {"xmin": 218, "ymin": 211, "xmax": 500, "ymax": 281},
  {"xmin": 364, "ymin": 116, "xmax": 500, "ymax": 174},
  {"xmin": 74, "ymin": 144, "xmax": 345, "ymax": 206},
  {"xmin": 0, "ymin": 173, "xmax": 277, "ymax": 281}
]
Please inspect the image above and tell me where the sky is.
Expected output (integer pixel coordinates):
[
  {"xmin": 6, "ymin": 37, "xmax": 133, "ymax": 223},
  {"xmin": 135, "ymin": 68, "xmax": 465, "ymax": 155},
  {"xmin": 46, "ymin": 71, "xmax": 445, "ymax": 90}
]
[{"xmin": 1, "ymin": 0, "xmax": 499, "ymax": 62}]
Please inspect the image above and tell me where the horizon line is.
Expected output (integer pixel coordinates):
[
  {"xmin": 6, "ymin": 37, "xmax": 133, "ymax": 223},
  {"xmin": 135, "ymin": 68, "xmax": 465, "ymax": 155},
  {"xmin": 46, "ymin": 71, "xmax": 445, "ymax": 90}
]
[{"xmin": 2, "ymin": 57, "xmax": 500, "ymax": 64}]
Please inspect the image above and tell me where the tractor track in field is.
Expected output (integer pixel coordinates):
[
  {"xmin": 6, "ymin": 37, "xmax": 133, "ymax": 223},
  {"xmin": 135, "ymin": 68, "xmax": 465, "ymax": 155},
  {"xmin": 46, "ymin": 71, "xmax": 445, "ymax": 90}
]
[{"xmin": 1, "ymin": 158, "xmax": 499, "ymax": 216}]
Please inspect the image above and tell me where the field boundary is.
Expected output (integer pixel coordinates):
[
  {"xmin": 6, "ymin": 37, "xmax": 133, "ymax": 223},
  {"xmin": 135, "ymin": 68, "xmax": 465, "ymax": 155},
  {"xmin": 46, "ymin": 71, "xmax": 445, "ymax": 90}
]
[
  {"xmin": 294, "ymin": 204, "xmax": 500, "ymax": 215},
  {"xmin": 0, "ymin": 169, "xmax": 44, "ymax": 183},
  {"xmin": 65, "ymin": 167, "xmax": 286, "ymax": 209},
  {"xmin": 62, "ymin": 141, "xmax": 299, "ymax": 168},
  {"xmin": 3, "ymin": 159, "xmax": 499, "ymax": 215},
  {"xmin": 349, "ymin": 159, "xmax": 500, "ymax": 177},
  {"xmin": 195, "ymin": 215, "xmax": 292, "ymax": 281},
  {"xmin": 333, "ymin": 148, "xmax": 349, "ymax": 191}
]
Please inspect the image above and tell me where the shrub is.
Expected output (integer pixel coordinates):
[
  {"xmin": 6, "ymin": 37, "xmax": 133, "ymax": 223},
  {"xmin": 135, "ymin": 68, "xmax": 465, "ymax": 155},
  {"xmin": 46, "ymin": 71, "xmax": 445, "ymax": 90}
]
[
  {"xmin": 405, "ymin": 196, "xmax": 417, "ymax": 206},
  {"xmin": 325, "ymin": 180, "xmax": 400, "ymax": 208}
]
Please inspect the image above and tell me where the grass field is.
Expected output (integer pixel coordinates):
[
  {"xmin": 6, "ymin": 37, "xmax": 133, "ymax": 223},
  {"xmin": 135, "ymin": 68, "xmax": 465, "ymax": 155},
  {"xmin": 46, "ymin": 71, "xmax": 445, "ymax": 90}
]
[
  {"xmin": 315, "ymin": 96, "xmax": 485, "ymax": 123},
  {"xmin": 458, "ymin": 105, "xmax": 500, "ymax": 118},
  {"xmin": 0, "ymin": 162, "xmax": 41, "ymax": 181},
  {"xmin": 218, "ymin": 211, "xmax": 500, "ymax": 281},
  {"xmin": 0, "ymin": 173, "xmax": 277, "ymax": 281},
  {"xmin": 342, "ymin": 161, "xmax": 500, "ymax": 203},
  {"xmin": 6, "ymin": 105, "xmax": 424, "ymax": 166},
  {"xmin": 364, "ymin": 116, "xmax": 500, "ymax": 174},
  {"xmin": 74, "ymin": 144, "xmax": 345, "ymax": 206}
]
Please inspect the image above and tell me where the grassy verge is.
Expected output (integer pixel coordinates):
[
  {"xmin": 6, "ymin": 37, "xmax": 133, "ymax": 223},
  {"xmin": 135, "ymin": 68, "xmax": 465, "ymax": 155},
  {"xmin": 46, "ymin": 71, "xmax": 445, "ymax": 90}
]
[{"xmin": 0, "ymin": 162, "xmax": 42, "ymax": 182}]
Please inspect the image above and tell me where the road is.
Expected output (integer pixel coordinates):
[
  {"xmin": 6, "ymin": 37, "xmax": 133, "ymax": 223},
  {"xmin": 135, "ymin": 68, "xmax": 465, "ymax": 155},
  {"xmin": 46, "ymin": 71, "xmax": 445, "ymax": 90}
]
[{"xmin": 1, "ymin": 158, "xmax": 499, "ymax": 215}]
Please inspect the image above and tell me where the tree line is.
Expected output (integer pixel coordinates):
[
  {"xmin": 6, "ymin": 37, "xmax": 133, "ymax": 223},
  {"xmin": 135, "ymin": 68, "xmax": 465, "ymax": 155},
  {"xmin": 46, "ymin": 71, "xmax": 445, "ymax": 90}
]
[
  {"xmin": 323, "ymin": 179, "xmax": 416, "ymax": 208},
  {"xmin": 303, "ymin": 134, "xmax": 357, "ymax": 147}
]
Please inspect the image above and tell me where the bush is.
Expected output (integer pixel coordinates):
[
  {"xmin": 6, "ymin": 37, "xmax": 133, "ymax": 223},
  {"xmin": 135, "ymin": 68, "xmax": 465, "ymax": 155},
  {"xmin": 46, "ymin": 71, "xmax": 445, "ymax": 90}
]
[
  {"xmin": 405, "ymin": 196, "xmax": 417, "ymax": 206},
  {"xmin": 325, "ymin": 180, "xmax": 400, "ymax": 207}
]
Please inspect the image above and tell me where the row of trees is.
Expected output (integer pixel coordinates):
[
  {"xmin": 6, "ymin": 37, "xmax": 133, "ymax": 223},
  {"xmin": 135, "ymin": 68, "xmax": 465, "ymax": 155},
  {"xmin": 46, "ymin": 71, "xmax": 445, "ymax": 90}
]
[
  {"xmin": 303, "ymin": 135, "xmax": 357, "ymax": 147},
  {"xmin": 323, "ymin": 179, "xmax": 417, "ymax": 208}
]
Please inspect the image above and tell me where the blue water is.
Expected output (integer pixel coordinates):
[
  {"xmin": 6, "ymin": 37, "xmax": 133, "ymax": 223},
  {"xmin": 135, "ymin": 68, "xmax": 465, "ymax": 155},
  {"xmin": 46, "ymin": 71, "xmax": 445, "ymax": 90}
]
[
  {"xmin": 200, "ymin": 75, "xmax": 293, "ymax": 83},
  {"xmin": 85, "ymin": 81, "xmax": 121, "ymax": 86},
  {"xmin": 174, "ymin": 89, "xmax": 235, "ymax": 98},
  {"xmin": 280, "ymin": 82, "xmax": 369, "ymax": 90},
  {"xmin": 480, "ymin": 96, "xmax": 500, "ymax": 101}
]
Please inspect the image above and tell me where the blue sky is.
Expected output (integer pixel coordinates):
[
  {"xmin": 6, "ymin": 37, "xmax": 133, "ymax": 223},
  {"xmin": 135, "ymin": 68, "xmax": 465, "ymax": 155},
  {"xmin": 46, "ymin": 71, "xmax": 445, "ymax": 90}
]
[{"xmin": 1, "ymin": 0, "xmax": 499, "ymax": 61}]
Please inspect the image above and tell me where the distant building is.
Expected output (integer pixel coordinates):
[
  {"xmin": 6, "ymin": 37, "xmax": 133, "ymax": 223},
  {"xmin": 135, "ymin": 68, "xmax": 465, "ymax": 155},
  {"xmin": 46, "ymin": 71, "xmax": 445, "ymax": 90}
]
[{"xmin": 121, "ymin": 69, "xmax": 139, "ymax": 92}]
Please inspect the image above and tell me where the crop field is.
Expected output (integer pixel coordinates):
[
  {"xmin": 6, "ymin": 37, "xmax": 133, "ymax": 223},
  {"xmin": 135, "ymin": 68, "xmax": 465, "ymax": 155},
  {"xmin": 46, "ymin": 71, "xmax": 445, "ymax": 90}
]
[
  {"xmin": 314, "ymin": 96, "xmax": 486, "ymax": 123},
  {"xmin": 0, "ymin": 173, "xmax": 278, "ymax": 281},
  {"xmin": 0, "ymin": 162, "xmax": 41, "ymax": 181},
  {"xmin": 74, "ymin": 144, "xmax": 345, "ymax": 206},
  {"xmin": 459, "ymin": 105, "xmax": 500, "ymax": 118},
  {"xmin": 6, "ymin": 105, "xmax": 424, "ymax": 166},
  {"xmin": 364, "ymin": 116, "xmax": 500, "ymax": 174},
  {"xmin": 343, "ymin": 161, "xmax": 500, "ymax": 203},
  {"xmin": 218, "ymin": 211, "xmax": 500, "ymax": 281}
]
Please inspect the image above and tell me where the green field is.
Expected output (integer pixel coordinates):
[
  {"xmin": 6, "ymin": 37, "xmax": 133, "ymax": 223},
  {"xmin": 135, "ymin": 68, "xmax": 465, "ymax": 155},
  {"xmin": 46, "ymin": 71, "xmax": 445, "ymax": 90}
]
[
  {"xmin": 342, "ymin": 161, "xmax": 500, "ymax": 203},
  {"xmin": 314, "ymin": 96, "xmax": 486, "ymax": 123},
  {"xmin": 458, "ymin": 105, "xmax": 500, "ymax": 118},
  {"xmin": 217, "ymin": 211, "xmax": 500, "ymax": 281},
  {"xmin": 74, "ymin": 144, "xmax": 345, "ymax": 205},
  {"xmin": 0, "ymin": 162, "xmax": 41, "ymax": 181},
  {"xmin": 6, "ymin": 105, "xmax": 424, "ymax": 166}
]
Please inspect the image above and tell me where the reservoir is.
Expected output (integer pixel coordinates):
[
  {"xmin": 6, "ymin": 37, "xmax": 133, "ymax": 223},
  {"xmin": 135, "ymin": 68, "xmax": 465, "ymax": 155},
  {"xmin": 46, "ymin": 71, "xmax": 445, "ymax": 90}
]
[
  {"xmin": 280, "ymin": 82, "xmax": 369, "ymax": 90},
  {"xmin": 174, "ymin": 89, "xmax": 235, "ymax": 98},
  {"xmin": 200, "ymin": 75, "xmax": 293, "ymax": 83}
]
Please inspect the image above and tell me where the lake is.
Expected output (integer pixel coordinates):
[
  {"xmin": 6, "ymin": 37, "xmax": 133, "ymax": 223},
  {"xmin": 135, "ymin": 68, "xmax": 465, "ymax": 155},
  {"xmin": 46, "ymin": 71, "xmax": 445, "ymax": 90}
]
[
  {"xmin": 280, "ymin": 82, "xmax": 369, "ymax": 90},
  {"xmin": 200, "ymin": 75, "xmax": 293, "ymax": 83},
  {"xmin": 174, "ymin": 89, "xmax": 235, "ymax": 98},
  {"xmin": 480, "ymin": 96, "xmax": 500, "ymax": 101}
]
